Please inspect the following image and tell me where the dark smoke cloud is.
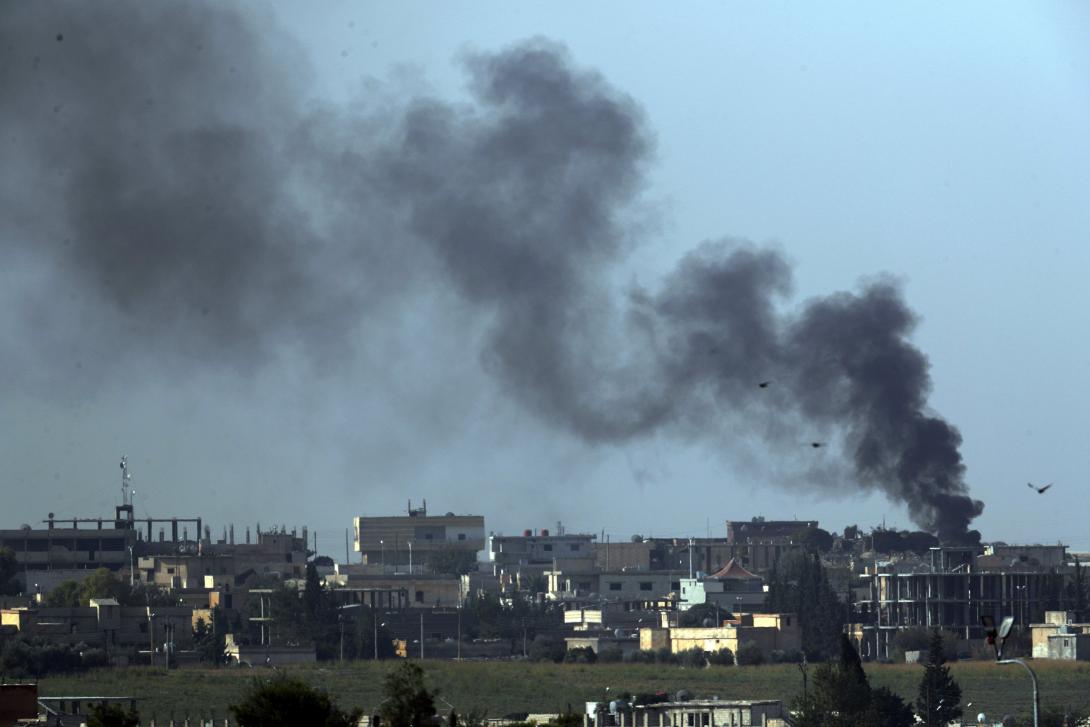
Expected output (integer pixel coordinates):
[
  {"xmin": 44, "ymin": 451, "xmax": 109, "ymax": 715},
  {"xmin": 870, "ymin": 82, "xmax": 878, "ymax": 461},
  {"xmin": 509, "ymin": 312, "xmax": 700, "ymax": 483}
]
[{"xmin": 0, "ymin": 3, "xmax": 982, "ymax": 538}]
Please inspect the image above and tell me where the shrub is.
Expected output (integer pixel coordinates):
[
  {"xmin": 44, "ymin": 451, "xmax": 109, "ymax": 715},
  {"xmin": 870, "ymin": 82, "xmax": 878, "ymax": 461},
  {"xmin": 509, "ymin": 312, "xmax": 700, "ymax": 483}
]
[
  {"xmin": 230, "ymin": 675, "xmax": 360, "ymax": 727},
  {"xmin": 624, "ymin": 649, "xmax": 657, "ymax": 664},
  {"xmin": 677, "ymin": 647, "xmax": 707, "ymax": 668},
  {"xmin": 706, "ymin": 648, "xmax": 734, "ymax": 666},
  {"xmin": 769, "ymin": 649, "xmax": 803, "ymax": 664},
  {"xmin": 87, "ymin": 703, "xmax": 140, "ymax": 727},
  {"xmin": 735, "ymin": 642, "xmax": 765, "ymax": 666},
  {"xmin": 527, "ymin": 635, "xmax": 565, "ymax": 663},
  {"xmin": 597, "ymin": 647, "xmax": 624, "ymax": 663},
  {"xmin": 654, "ymin": 647, "xmax": 678, "ymax": 665},
  {"xmin": 563, "ymin": 646, "xmax": 597, "ymax": 664}
]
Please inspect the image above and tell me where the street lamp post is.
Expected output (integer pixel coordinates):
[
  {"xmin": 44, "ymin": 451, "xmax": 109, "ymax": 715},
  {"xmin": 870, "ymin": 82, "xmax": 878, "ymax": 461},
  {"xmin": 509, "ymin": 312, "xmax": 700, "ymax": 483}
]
[
  {"xmin": 338, "ymin": 603, "xmax": 362, "ymax": 663},
  {"xmin": 983, "ymin": 615, "xmax": 1040, "ymax": 727},
  {"xmin": 374, "ymin": 616, "xmax": 387, "ymax": 660},
  {"xmin": 408, "ymin": 541, "xmax": 413, "ymax": 575}
]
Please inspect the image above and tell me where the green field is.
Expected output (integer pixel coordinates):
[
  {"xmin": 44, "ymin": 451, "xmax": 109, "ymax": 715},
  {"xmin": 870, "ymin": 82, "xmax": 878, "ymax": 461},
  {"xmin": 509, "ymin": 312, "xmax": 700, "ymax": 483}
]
[{"xmin": 39, "ymin": 660, "xmax": 1090, "ymax": 723}]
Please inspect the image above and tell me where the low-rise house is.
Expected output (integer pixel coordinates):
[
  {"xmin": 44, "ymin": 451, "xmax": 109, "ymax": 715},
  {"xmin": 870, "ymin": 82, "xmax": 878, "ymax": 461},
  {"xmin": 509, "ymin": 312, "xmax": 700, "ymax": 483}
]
[
  {"xmin": 679, "ymin": 559, "xmax": 765, "ymax": 612},
  {"xmin": 590, "ymin": 699, "xmax": 790, "ymax": 727},
  {"xmin": 225, "ymin": 633, "xmax": 315, "ymax": 666},
  {"xmin": 326, "ymin": 571, "xmax": 462, "ymax": 608},
  {"xmin": 0, "ymin": 602, "xmax": 194, "ymax": 661},
  {"xmin": 639, "ymin": 613, "xmax": 800, "ymax": 660},
  {"xmin": 1031, "ymin": 611, "xmax": 1090, "ymax": 660}
]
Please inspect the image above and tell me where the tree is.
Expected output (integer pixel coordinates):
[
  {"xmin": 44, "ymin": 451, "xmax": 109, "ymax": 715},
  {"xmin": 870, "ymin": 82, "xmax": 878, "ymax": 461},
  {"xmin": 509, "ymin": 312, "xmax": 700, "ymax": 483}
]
[
  {"xmin": 735, "ymin": 642, "xmax": 764, "ymax": 666},
  {"xmin": 303, "ymin": 562, "xmax": 324, "ymax": 621},
  {"xmin": 793, "ymin": 634, "xmax": 914, "ymax": 727},
  {"xmin": 380, "ymin": 661, "xmax": 436, "ymax": 727},
  {"xmin": 194, "ymin": 612, "xmax": 226, "ymax": 665},
  {"xmin": 427, "ymin": 546, "xmax": 478, "ymax": 576},
  {"xmin": 87, "ymin": 702, "xmax": 140, "ymax": 727},
  {"xmin": 45, "ymin": 580, "xmax": 83, "ymax": 607},
  {"xmin": 764, "ymin": 551, "xmax": 843, "ymax": 660},
  {"xmin": 890, "ymin": 626, "xmax": 957, "ymax": 663},
  {"xmin": 527, "ymin": 635, "xmax": 565, "ymax": 663},
  {"xmin": 865, "ymin": 687, "xmax": 915, "ymax": 727},
  {"xmin": 1071, "ymin": 556, "xmax": 1086, "ymax": 621},
  {"xmin": 794, "ymin": 527, "xmax": 834, "ymax": 554},
  {"xmin": 916, "ymin": 629, "xmax": 962, "ymax": 727},
  {"xmin": 0, "ymin": 546, "xmax": 18, "ymax": 595},
  {"xmin": 678, "ymin": 603, "xmax": 725, "ymax": 627},
  {"xmin": 78, "ymin": 568, "xmax": 129, "ymax": 605},
  {"xmin": 230, "ymin": 675, "xmax": 361, "ymax": 727}
]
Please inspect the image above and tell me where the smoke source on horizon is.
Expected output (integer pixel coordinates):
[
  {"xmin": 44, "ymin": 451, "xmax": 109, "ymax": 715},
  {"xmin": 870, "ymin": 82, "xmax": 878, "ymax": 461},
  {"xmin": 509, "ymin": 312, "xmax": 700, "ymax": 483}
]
[{"xmin": 0, "ymin": 2, "xmax": 983, "ymax": 541}]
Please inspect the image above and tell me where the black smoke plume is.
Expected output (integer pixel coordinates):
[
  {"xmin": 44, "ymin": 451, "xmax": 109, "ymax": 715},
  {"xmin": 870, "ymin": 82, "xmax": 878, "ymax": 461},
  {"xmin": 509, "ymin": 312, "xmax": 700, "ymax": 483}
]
[{"xmin": 0, "ymin": 3, "xmax": 982, "ymax": 539}]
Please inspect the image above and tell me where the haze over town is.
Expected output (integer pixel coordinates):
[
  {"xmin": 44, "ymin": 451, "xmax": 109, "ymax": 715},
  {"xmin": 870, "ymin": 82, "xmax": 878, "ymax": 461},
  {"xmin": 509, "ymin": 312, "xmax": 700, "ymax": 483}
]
[{"xmin": 2, "ymin": 2, "xmax": 1089, "ymax": 550}]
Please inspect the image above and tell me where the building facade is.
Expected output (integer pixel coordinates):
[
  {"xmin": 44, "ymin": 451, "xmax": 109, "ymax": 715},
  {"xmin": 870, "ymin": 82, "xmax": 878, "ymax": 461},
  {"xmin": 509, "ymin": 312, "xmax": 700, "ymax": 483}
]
[{"xmin": 353, "ymin": 501, "xmax": 484, "ymax": 572}]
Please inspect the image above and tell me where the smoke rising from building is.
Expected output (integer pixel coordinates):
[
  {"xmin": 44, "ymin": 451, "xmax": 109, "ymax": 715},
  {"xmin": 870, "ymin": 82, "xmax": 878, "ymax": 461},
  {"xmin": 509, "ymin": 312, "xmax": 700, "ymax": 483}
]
[{"xmin": 0, "ymin": 3, "xmax": 982, "ymax": 539}]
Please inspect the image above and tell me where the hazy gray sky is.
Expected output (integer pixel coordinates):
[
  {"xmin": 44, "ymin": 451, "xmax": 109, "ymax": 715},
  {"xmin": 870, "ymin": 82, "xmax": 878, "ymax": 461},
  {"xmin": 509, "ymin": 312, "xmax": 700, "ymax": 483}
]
[{"xmin": 3, "ymin": 2, "xmax": 1089, "ymax": 552}]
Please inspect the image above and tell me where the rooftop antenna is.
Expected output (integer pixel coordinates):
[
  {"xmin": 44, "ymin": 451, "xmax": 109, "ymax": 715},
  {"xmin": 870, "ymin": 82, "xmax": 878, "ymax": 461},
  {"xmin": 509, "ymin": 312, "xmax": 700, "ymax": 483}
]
[{"xmin": 119, "ymin": 455, "xmax": 134, "ymax": 507}]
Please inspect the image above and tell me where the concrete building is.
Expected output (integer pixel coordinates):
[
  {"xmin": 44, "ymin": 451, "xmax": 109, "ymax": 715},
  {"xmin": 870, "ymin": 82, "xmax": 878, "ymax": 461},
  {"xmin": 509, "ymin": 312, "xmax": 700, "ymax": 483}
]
[
  {"xmin": 136, "ymin": 527, "xmax": 309, "ymax": 588},
  {"xmin": 727, "ymin": 520, "xmax": 818, "ymax": 544},
  {"xmin": 641, "ymin": 613, "xmax": 800, "ymax": 660},
  {"xmin": 855, "ymin": 545, "xmax": 1064, "ymax": 660},
  {"xmin": 489, "ymin": 529, "xmax": 596, "ymax": 576},
  {"xmin": 0, "ymin": 683, "xmax": 39, "ymax": 727},
  {"xmin": 325, "ymin": 570, "xmax": 463, "ymax": 608},
  {"xmin": 1, "ymin": 602, "xmax": 194, "ymax": 663},
  {"xmin": 679, "ymin": 559, "xmax": 765, "ymax": 612},
  {"xmin": 353, "ymin": 501, "xmax": 484, "ymax": 572},
  {"xmin": 1031, "ymin": 611, "xmax": 1090, "ymax": 660},
  {"xmin": 564, "ymin": 633, "xmax": 640, "ymax": 658},
  {"xmin": 225, "ymin": 633, "xmax": 316, "ymax": 666},
  {"xmin": 628, "ymin": 699, "xmax": 790, "ymax": 727},
  {"xmin": 0, "ymin": 507, "xmax": 137, "ymax": 587},
  {"xmin": 981, "ymin": 543, "xmax": 1068, "ymax": 570},
  {"xmin": 548, "ymin": 570, "xmax": 684, "ymax": 602},
  {"xmin": 594, "ymin": 540, "xmax": 652, "ymax": 571}
]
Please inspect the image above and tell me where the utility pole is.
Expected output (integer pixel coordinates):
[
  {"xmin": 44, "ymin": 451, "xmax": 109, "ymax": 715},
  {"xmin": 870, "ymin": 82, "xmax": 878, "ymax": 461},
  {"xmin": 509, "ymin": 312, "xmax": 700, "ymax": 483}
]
[
  {"xmin": 374, "ymin": 612, "xmax": 380, "ymax": 660},
  {"xmin": 147, "ymin": 610, "xmax": 155, "ymax": 668}
]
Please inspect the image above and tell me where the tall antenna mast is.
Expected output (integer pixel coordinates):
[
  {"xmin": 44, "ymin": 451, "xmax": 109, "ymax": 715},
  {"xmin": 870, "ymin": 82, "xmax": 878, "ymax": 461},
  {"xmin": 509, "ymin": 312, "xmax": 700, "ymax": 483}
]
[{"xmin": 120, "ymin": 455, "xmax": 133, "ymax": 507}]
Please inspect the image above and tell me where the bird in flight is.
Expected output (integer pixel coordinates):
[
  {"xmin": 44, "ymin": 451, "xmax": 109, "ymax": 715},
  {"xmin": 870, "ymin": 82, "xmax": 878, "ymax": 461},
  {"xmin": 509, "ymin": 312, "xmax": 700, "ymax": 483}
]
[
  {"xmin": 1027, "ymin": 482, "xmax": 1052, "ymax": 494},
  {"xmin": 809, "ymin": 442, "xmax": 824, "ymax": 449},
  {"xmin": 758, "ymin": 381, "xmax": 772, "ymax": 388}
]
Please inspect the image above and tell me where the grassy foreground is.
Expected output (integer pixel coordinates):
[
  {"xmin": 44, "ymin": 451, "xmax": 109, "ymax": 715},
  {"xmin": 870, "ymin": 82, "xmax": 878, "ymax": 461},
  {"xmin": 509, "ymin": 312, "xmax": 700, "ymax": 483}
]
[{"xmin": 39, "ymin": 660, "xmax": 1090, "ymax": 722}]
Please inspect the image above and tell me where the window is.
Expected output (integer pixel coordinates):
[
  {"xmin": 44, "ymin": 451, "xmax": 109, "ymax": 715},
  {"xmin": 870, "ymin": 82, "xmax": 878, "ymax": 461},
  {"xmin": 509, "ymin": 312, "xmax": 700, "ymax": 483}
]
[
  {"xmin": 570, "ymin": 544, "xmax": 580, "ymax": 551},
  {"xmin": 425, "ymin": 533, "xmax": 434, "ymax": 540},
  {"xmin": 608, "ymin": 582, "xmax": 622, "ymax": 591},
  {"xmin": 784, "ymin": 616, "xmax": 791, "ymax": 626},
  {"xmin": 671, "ymin": 581, "xmax": 680, "ymax": 591},
  {"xmin": 284, "ymin": 554, "xmax": 292, "ymax": 562},
  {"xmin": 458, "ymin": 533, "xmax": 466, "ymax": 541},
  {"xmin": 166, "ymin": 567, "xmax": 175, "ymax": 575},
  {"xmin": 544, "ymin": 544, "xmax": 553, "ymax": 552},
  {"xmin": 415, "ymin": 590, "xmax": 424, "ymax": 603},
  {"xmin": 639, "ymin": 582, "xmax": 653, "ymax": 591}
]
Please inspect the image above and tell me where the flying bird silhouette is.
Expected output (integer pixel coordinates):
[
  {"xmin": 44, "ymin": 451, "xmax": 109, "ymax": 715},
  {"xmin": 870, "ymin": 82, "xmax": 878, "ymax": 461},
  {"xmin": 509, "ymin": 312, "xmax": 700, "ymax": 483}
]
[
  {"xmin": 809, "ymin": 442, "xmax": 824, "ymax": 449},
  {"xmin": 758, "ymin": 381, "xmax": 772, "ymax": 388},
  {"xmin": 1027, "ymin": 482, "xmax": 1052, "ymax": 494}
]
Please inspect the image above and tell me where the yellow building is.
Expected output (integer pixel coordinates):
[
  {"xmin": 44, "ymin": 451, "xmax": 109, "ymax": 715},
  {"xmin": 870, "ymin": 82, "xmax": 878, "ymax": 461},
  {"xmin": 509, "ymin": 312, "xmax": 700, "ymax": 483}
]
[{"xmin": 639, "ymin": 613, "xmax": 800, "ymax": 660}]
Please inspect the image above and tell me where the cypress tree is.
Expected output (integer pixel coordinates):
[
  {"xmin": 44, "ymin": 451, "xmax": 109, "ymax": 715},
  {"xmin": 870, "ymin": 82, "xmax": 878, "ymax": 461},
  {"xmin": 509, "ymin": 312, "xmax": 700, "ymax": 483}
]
[{"xmin": 916, "ymin": 629, "xmax": 962, "ymax": 727}]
